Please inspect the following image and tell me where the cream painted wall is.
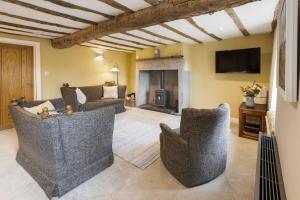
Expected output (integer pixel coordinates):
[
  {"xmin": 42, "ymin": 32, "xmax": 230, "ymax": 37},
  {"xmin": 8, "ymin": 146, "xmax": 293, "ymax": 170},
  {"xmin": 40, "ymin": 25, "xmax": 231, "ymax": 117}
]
[
  {"xmin": 135, "ymin": 34, "xmax": 273, "ymax": 117},
  {"xmin": 0, "ymin": 33, "xmax": 133, "ymax": 99},
  {"xmin": 275, "ymin": 87, "xmax": 300, "ymax": 200}
]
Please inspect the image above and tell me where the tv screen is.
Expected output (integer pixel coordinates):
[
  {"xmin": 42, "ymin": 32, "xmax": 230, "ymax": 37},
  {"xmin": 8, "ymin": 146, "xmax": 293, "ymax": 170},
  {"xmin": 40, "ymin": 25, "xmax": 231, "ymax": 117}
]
[{"xmin": 216, "ymin": 48, "xmax": 261, "ymax": 73}]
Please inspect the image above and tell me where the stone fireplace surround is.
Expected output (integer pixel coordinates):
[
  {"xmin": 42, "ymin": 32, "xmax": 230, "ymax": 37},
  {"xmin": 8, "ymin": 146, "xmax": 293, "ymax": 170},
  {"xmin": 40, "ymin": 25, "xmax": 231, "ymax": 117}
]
[{"xmin": 136, "ymin": 57, "xmax": 190, "ymax": 114}]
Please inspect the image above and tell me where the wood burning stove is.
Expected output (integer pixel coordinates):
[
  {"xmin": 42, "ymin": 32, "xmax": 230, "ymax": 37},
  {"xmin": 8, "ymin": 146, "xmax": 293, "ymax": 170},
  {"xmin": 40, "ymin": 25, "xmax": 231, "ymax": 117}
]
[
  {"xmin": 155, "ymin": 71, "xmax": 169, "ymax": 107},
  {"xmin": 155, "ymin": 89, "xmax": 169, "ymax": 107}
]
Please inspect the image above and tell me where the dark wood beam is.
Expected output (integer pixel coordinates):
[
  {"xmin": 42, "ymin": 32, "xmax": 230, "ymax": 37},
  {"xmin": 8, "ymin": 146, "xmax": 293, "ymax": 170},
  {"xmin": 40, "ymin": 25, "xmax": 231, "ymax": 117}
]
[
  {"xmin": 0, "ymin": 30, "xmax": 53, "ymax": 39},
  {"xmin": 144, "ymin": 0, "xmax": 164, "ymax": 6},
  {"xmin": 44, "ymin": 0, "xmax": 114, "ymax": 19},
  {"xmin": 0, "ymin": 11, "xmax": 80, "ymax": 30},
  {"xmin": 0, "ymin": 26, "xmax": 55, "ymax": 38},
  {"xmin": 138, "ymin": 28, "xmax": 180, "ymax": 43},
  {"xmin": 108, "ymin": 36, "xmax": 156, "ymax": 47},
  {"xmin": 95, "ymin": 38, "xmax": 143, "ymax": 49},
  {"xmin": 186, "ymin": 18, "xmax": 222, "ymax": 41},
  {"xmin": 2, "ymin": 0, "xmax": 97, "ymax": 25},
  {"xmin": 160, "ymin": 23, "xmax": 202, "ymax": 43},
  {"xmin": 87, "ymin": 42, "xmax": 135, "ymax": 51},
  {"xmin": 52, "ymin": 0, "xmax": 257, "ymax": 48},
  {"xmin": 121, "ymin": 32, "xmax": 166, "ymax": 45},
  {"xmin": 225, "ymin": 8, "xmax": 250, "ymax": 36},
  {"xmin": 98, "ymin": 0, "xmax": 133, "ymax": 13},
  {"xmin": 79, "ymin": 44, "xmax": 134, "ymax": 52},
  {"xmin": 0, "ymin": 21, "xmax": 68, "ymax": 35}
]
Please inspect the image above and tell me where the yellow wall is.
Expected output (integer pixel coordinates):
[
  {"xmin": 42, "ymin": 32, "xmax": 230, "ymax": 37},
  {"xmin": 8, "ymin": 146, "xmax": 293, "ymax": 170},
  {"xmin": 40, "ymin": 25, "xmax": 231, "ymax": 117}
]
[
  {"xmin": 135, "ymin": 34, "xmax": 273, "ymax": 118},
  {"xmin": 0, "ymin": 33, "xmax": 133, "ymax": 99}
]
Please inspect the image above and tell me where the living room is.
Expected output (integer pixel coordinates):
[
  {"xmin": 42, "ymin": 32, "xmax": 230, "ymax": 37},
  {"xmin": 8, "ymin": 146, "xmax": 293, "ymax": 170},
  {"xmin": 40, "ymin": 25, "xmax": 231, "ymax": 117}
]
[{"xmin": 0, "ymin": 0, "xmax": 299, "ymax": 200}]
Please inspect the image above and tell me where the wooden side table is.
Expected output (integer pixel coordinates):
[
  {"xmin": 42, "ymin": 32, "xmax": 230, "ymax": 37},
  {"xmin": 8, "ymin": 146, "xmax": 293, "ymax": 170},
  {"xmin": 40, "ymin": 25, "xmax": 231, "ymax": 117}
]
[
  {"xmin": 239, "ymin": 103, "xmax": 267, "ymax": 140},
  {"xmin": 125, "ymin": 98, "xmax": 136, "ymax": 107}
]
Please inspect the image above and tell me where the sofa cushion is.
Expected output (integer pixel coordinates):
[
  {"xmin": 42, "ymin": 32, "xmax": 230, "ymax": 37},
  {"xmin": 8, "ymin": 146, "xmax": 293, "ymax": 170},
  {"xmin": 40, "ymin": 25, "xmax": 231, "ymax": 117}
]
[
  {"xmin": 60, "ymin": 87, "xmax": 78, "ymax": 111},
  {"xmin": 80, "ymin": 99, "xmax": 124, "ymax": 111},
  {"xmin": 103, "ymin": 86, "xmax": 118, "ymax": 99},
  {"xmin": 76, "ymin": 88, "xmax": 87, "ymax": 104},
  {"xmin": 24, "ymin": 100, "xmax": 58, "ymax": 115},
  {"xmin": 118, "ymin": 85, "xmax": 127, "ymax": 99},
  {"xmin": 78, "ymin": 85, "xmax": 103, "ymax": 101}
]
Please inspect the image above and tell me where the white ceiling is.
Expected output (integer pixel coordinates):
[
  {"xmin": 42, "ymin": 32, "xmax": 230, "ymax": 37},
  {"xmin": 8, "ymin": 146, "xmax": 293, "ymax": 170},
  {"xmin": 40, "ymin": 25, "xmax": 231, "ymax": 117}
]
[{"xmin": 0, "ymin": 0, "xmax": 279, "ymax": 52}]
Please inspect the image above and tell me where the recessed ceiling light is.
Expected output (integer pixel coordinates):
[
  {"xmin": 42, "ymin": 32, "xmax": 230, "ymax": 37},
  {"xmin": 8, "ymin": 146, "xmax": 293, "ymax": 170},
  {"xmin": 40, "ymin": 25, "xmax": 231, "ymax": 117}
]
[{"xmin": 219, "ymin": 27, "xmax": 224, "ymax": 31}]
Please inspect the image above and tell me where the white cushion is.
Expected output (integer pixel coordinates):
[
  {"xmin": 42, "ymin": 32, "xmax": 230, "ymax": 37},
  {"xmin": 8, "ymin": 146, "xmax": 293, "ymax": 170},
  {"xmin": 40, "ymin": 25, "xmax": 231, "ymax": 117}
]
[
  {"xmin": 24, "ymin": 101, "xmax": 58, "ymax": 115},
  {"xmin": 103, "ymin": 86, "xmax": 118, "ymax": 99},
  {"xmin": 76, "ymin": 88, "xmax": 87, "ymax": 104}
]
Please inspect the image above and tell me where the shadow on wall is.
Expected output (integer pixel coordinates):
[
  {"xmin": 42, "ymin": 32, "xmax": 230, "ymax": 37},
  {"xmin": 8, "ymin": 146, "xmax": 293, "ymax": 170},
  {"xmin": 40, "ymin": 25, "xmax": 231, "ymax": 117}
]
[{"xmin": 214, "ymin": 73, "xmax": 266, "ymax": 82}]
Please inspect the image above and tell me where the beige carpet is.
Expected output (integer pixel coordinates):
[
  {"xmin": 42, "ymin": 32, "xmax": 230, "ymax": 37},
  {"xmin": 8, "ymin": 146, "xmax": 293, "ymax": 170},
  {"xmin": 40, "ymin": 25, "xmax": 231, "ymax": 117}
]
[
  {"xmin": 0, "ymin": 110, "xmax": 258, "ymax": 200},
  {"xmin": 113, "ymin": 108, "xmax": 180, "ymax": 169}
]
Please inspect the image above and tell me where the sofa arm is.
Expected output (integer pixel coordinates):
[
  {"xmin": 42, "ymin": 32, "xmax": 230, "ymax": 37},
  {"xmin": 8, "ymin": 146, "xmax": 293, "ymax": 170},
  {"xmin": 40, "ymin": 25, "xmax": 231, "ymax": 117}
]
[
  {"xmin": 9, "ymin": 105, "xmax": 64, "ymax": 173},
  {"xmin": 56, "ymin": 106, "xmax": 115, "ymax": 166},
  {"xmin": 118, "ymin": 85, "xmax": 127, "ymax": 99},
  {"xmin": 160, "ymin": 123, "xmax": 187, "ymax": 153}
]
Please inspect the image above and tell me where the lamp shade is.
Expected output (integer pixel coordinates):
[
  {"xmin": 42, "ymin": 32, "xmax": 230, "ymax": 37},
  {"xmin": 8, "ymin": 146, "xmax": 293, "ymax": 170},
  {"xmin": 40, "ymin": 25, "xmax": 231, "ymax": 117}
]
[{"xmin": 111, "ymin": 66, "xmax": 119, "ymax": 72}]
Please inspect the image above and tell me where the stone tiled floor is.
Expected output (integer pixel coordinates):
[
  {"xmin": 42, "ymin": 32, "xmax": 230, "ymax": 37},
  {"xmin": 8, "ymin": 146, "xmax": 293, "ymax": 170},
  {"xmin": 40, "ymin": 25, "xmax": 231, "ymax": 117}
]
[{"xmin": 0, "ymin": 122, "xmax": 257, "ymax": 200}]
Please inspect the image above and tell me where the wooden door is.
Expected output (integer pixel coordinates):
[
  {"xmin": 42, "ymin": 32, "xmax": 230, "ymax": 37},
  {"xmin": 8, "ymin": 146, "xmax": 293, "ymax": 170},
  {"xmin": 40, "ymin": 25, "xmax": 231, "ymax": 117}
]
[{"xmin": 0, "ymin": 43, "xmax": 34, "ymax": 130}]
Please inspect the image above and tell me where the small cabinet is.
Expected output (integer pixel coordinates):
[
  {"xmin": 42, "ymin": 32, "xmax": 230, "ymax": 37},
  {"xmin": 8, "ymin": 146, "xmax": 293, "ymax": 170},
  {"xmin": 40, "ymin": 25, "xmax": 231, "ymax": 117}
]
[{"xmin": 239, "ymin": 103, "xmax": 267, "ymax": 140}]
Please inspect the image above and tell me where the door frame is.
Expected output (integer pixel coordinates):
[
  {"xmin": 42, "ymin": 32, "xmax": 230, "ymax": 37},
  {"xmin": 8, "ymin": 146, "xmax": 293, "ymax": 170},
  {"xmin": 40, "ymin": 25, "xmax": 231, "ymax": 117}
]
[{"xmin": 0, "ymin": 37, "xmax": 42, "ymax": 100}]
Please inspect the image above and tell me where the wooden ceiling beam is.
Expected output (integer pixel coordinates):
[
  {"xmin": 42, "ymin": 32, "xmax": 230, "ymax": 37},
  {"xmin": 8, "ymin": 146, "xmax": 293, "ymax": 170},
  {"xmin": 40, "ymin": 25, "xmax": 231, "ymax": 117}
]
[
  {"xmin": 52, "ymin": 0, "xmax": 257, "ymax": 48},
  {"xmin": 2, "ymin": 0, "xmax": 97, "ymax": 25},
  {"xmin": 87, "ymin": 42, "xmax": 135, "ymax": 51},
  {"xmin": 79, "ymin": 44, "xmax": 134, "ymax": 52},
  {"xmin": 0, "ymin": 26, "xmax": 55, "ymax": 38},
  {"xmin": 0, "ymin": 30, "xmax": 53, "ymax": 39},
  {"xmin": 98, "ymin": 0, "xmax": 133, "ymax": 13},
  {"xmin": 44, "ymin": 0, "xmax": 114, "ymax": 19},
  {"xmin": 225, "ymin": 8, "xmax": 250, "ymax": 36},
  {"xmin": 138, "ymin": 28, "xmax": 180, "ymax": 43},
  {"xmin": 0, "ymin": 21, "xmax": 68, "ymax": 35},
  {"xmin": 121, "ymin": 32, "xmax": 166, "ymax": 45},
  {"xmin": 186, "ymin": 18, "xmax": 222, "ymax": 41},
  {"xmin": 0, "ymin": 11, "xmax": 80, "ymax": 30},
  {"xmin": 108, "ymin": 36, "xmax": 156, "ymax": 47},
  {"xmin": 95, "ymin": 38, "xmax": 144, "ymax": 49},
  {"xmin": 144, "ymin": 0, "xmax": 165, "ymax": 6},
  {"xmin": 160, "ymin": 23, "xmax": 202, "ymax": 43}
]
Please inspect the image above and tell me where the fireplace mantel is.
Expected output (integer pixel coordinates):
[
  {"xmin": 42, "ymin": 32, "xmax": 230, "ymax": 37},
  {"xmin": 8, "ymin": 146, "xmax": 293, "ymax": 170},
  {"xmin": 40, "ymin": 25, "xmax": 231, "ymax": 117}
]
[
  {"xmin": 136, "ymin": 57, "xmax": 190, "ymax": 114},
  {"xmin": 136, "ymin": 55, "xmax": 183, "ymax": 61}
]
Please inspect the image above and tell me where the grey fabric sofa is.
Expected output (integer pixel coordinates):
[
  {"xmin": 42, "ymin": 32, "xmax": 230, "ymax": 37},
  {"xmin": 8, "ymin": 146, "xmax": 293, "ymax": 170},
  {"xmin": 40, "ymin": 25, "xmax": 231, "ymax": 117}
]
[
  {"xmin": 61, "ymin": 85, "xmax": 126, "ymax": 113},
  {"xmin": 160, "ymin": 104, "xmax": 230, "ymax": 187},
  {"xmin": 9, "ymin": 98, "xmax": 115, "ymax": 199}
]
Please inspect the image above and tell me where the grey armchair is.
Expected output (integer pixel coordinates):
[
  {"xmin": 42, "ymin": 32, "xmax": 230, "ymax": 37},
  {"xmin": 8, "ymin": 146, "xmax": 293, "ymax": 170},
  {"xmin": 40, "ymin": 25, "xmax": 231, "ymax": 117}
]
[
  {"xmin": 160, "ymin": 104, "xmax": 230, "ymax": 187},
  {"xmin": 9, "ymin": 99, "xmax": 115, "ymax": 199}
]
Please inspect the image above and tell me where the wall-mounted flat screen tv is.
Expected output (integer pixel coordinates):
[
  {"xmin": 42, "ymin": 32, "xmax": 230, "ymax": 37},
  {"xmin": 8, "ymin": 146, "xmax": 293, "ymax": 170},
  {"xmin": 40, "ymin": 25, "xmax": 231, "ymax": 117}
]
[{"xmin": 216, "ymin": 48, "xmax": 261, "ymax": 73}]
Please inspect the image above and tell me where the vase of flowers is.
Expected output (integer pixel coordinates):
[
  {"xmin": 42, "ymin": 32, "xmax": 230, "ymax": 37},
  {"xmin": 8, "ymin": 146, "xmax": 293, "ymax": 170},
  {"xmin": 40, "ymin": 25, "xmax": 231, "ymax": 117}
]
[{"xmin": 240, "ymin": 82, "xmax": 262, "ymax": 108}]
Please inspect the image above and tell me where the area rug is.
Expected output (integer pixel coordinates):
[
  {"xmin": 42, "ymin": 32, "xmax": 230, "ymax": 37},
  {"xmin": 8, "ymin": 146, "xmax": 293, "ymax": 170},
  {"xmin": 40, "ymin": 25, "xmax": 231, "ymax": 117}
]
[{"xmin": 113, "ymin": 107, "xmax": 180, "ymax": 169}]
